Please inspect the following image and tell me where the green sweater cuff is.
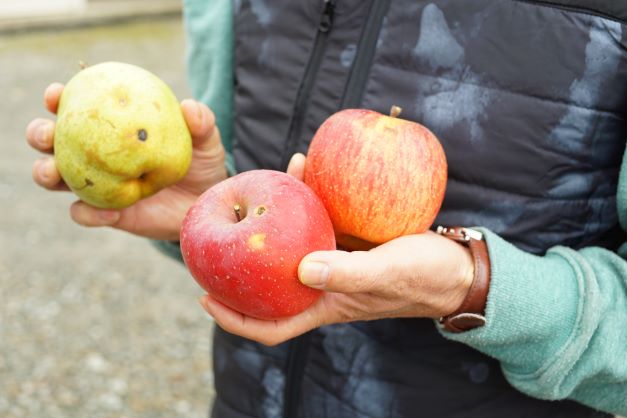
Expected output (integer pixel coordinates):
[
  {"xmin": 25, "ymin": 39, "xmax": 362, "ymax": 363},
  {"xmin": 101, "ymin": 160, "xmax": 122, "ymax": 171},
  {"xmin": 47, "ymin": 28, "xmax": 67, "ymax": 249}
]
[
  {"xmin": 151, "ymin": 156, "xmax": 234, "ymax": 265},
  {"xmin": 152, "ymin": 239, "xmax": 184, "ymax": 263},
  {"xmin": 440, "ymin": 229, "xmax": 583, "ymax": 378},
  {"xmin": 225, "ymin": 151, "xmax": 237, "ymax": 177}
]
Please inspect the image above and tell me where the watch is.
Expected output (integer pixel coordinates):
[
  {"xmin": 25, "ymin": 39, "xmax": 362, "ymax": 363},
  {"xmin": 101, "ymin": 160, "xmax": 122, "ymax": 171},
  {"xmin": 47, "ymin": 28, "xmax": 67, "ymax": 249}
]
[{"xmin": 436, "ymin": 226, "xmax": 491, "ymax": 333}]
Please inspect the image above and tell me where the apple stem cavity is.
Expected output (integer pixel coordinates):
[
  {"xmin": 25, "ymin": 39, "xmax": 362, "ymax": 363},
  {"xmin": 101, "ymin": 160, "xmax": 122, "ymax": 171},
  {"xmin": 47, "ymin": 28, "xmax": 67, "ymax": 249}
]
[
  {"xmin": 390, "ymin": 105, "xmax": 402, "ymax": 118},
  {"xmin": 234, "ymin": 204, "xmax": 242, "ymax": 222}
]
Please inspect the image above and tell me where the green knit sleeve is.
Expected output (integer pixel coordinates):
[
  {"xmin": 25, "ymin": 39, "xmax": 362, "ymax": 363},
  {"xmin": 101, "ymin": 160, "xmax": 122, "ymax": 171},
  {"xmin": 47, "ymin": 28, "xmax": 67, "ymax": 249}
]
[
  {"xmin": 183, "ymin": 0, "xmax": 234, "ymax": 156},
  {"xmin": 151, "ymin": 0, "xmax": 236, "ymax": 263},
  {"xmin": 440, "ymin": 146, "xmax": 627, "ymax": 415}
]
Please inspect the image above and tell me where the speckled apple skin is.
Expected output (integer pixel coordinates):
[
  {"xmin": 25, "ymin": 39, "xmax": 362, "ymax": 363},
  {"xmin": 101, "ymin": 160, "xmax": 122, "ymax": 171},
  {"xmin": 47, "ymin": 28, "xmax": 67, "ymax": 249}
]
[
  {"xmin": 304, "ymin": 109, "xmax": 447, "ymax": 250},
  {"xmin": 180, "ymin": 170, "xmax": 336, "ymax": 320},
  {"xmin": 54, "ymin": 62, "xmax": 192, "ymax": 209}
]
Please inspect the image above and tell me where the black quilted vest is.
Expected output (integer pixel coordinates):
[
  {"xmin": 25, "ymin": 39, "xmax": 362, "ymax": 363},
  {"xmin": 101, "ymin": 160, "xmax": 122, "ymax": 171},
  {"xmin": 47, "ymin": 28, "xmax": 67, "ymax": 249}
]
[{"xmin": 213, "ymin": 1, "xmax": 627, "ymax": 417}]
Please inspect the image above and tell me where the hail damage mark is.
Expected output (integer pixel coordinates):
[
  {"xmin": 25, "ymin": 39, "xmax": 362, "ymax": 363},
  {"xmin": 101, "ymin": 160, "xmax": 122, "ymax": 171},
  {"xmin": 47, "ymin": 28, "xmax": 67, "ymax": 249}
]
[
  {"xmin": 76, "ymin": 178, "xmax": 94, "ymax": 190},
  {"xmin": 254, "ymin": 205, "xmax": 267, "ymax": 216}
]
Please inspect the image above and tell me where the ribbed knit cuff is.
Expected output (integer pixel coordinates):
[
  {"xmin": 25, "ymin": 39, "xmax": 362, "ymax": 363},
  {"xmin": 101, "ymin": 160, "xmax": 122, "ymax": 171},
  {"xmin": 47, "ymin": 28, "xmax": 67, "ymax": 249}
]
[
  {"xmin": 225, "ymin": 152, "xmax": 237, "ymax": 177},
  {"xmin": 151, "ymin": 240, "xmax": 184, "ymax": 263},
  {"xmin": 438, "ymin": 229, "xmax": 581, "ymax": 376},
  {"xmin": 151, "ymin": 153, "xmax": 234, "ymax": 265}
]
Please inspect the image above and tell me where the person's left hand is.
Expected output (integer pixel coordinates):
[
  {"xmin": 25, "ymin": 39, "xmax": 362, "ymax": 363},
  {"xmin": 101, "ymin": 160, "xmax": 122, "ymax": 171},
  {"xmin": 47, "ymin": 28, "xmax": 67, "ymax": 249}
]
[{"xmin": 198, "ymin": 154, "xmax": 475, "ymax": 346}]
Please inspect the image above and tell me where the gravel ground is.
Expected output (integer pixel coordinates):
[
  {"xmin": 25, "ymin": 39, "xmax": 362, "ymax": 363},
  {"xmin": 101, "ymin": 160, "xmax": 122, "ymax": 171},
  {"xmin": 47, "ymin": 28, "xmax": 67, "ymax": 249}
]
[{"xmin": 0, "ymin": 18, "xmax": 216, "ymax": 418}]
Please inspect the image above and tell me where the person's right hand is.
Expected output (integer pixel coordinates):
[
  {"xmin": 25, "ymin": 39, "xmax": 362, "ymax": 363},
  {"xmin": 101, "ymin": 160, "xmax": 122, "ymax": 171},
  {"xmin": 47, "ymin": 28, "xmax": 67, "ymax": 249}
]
[{"xmin": 26, "ymin": 83, "xmax": 228, "ymax": 241}]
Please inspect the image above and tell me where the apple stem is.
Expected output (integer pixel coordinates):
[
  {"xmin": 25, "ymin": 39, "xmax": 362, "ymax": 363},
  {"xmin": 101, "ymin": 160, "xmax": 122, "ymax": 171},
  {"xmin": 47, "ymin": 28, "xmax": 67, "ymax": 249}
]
[
  {"xmin": 234, "ymin": 204, "xmax": 242, "ymax": 222},
  {"xmin": 390, "ymin": 105, "xmax": 402, "ymax": 118}
]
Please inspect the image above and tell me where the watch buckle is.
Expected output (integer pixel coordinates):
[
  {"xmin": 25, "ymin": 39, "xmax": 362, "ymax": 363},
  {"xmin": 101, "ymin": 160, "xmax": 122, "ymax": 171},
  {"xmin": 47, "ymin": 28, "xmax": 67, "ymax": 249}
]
[{"xmin": 436, "ymin": 226, "xmax": 483, "ymax": 243}]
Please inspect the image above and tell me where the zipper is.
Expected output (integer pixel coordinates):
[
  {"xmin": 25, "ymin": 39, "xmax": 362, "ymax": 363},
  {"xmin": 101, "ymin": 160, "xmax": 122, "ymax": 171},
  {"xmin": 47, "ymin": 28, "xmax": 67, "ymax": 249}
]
[
  {"xmin": 281, "ymin": 4, "xmax": 335, "ymax": 416},
  {"xmin": 279, "ymin": 0, "xmax": 335, "ymax": 170},
  {"xmin": 282, "ymin": 332, "xmax": 312, "ymax": 418},
  {"xmin": 340, "ymin": 0, "xmax": 391, "ymax": 109},
  {"xmin": 280, "ymin": 4, "xmax": 390, "ymax": 416}
]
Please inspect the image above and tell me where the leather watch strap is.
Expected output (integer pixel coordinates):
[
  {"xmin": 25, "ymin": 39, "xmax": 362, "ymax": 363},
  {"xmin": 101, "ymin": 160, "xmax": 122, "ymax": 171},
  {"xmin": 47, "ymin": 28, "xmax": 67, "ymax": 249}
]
[{"xmin": 436, "ymin": 227, "xmax": 491, "ymax": 333}]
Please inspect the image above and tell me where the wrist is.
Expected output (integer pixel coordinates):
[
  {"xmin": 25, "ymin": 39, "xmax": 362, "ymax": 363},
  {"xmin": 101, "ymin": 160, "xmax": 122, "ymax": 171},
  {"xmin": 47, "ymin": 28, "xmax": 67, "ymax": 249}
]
[
  {"xmin": 424, "ymin": 233, "xmax": 475, "ymax": 318},
  {"xmin": 446, "ymin": 245, "xmax": 475, "ymax": 315},
  {"xmin": 436, "ymin": 226, "xmax": 491, "ymax": 332}
]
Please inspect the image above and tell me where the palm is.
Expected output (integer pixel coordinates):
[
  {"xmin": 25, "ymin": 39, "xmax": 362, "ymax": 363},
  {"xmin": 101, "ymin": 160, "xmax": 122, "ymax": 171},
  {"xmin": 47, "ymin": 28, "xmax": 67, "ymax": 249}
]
[
  {"xmin": 28, "ymin": 83, "xmax": 227, "ymax": 241},
  {"xmin": 116, "ymin": 143, "xmax": 227, "ymax": 240}
]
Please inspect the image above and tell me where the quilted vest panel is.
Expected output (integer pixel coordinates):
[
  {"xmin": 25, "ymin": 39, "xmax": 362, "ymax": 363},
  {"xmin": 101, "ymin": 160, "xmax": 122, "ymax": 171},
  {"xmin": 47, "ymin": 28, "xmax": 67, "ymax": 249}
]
[{"xmin": 217, "ymin": 1, "xmax": 626, "ymax": 417}]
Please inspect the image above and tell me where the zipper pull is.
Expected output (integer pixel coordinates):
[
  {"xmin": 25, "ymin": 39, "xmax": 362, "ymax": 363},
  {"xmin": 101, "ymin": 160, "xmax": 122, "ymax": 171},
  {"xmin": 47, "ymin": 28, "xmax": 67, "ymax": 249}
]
[{"xmin": 319, "ymin": 0, "xmax": 335, "ymax": 33}]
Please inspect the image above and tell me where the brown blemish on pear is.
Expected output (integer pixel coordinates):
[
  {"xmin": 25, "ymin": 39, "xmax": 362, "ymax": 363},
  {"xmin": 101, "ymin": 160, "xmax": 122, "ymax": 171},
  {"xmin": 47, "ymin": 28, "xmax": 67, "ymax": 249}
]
[
  {"xmin": 75, "ymin": 178, "xmax": 94, "ymax": 190},
  {"xmin": 112, "ymin": 86, "xmax": 129, "ymax": 107},
  {"xmin": 137, "ymin": 129, "xmax": 148, "ymax": 141}
]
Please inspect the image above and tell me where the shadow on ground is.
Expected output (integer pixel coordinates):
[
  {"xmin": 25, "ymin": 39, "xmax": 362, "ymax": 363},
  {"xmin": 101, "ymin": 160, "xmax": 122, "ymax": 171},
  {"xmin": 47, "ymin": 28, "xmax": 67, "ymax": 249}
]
[{"xmin": 0, "ymin": 18, "xmax": 215, "ymax": 418}]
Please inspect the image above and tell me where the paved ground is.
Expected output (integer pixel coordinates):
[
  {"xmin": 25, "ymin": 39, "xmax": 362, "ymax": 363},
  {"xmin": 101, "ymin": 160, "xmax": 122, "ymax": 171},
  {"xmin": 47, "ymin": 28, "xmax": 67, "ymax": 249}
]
[
  {"xmin": 0, "ymin": 18, "xmax": 216, "ymax": 418},
  {"xmin": 0, "ymin": 0, "xmax": 181, "ymax": 34}
]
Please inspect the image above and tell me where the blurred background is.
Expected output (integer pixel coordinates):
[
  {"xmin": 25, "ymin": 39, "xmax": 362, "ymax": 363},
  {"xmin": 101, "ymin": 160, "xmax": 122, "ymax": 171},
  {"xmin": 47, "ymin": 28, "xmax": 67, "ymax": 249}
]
[{"xmin": 0, "ymin": 1, "xmax": 217, "ymax": 417}]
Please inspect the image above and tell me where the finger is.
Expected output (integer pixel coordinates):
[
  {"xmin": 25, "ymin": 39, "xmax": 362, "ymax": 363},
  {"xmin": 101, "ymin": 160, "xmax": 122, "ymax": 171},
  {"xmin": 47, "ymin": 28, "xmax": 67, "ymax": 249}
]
[
  {"xmin": 298, "ymin": 250, "xmax": 385, "ymax": 293},
  {"xmin": 70, "ymin": 201, "xmax": 121, "ymax": 227},
  {"xmin": 44, "ymin": 83, "xmax": 64, "ymax": 114},
  {"xmin": 32, "ymin": 157, "xmax": 69, "ymax": 191},
  {"xmin": 70, "ymin": 200, "xmax": 184, "ymax": 240},
  {"xmin": 286, "ymin": 153, "xmax": 306, "ymax": 180},
  {"xmin": 26, "ymin": 119, "xmax": 55, "ymax": 154},
  {"xmin": 181, "ymin": 99, "xmax": 221, "ymax": 150},
  {"xmin": 199, "ymin": 295, "xmax": 323, "ymax": 346}
]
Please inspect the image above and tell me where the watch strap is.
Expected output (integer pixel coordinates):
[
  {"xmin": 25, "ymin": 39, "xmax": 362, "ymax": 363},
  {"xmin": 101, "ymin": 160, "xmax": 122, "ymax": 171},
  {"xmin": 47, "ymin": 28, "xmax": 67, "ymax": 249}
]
[{"xmin": 437, "ymin": 227, "xmax": 491, "ymax": 333}]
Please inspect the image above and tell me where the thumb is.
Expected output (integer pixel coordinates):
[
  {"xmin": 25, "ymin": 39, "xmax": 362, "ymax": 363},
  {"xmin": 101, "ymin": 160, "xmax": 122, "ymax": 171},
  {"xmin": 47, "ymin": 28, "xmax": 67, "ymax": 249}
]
[
  {"xmin": 286, "ymin": 153, "xmax": 306, "ymax": 181},
  {"xmin": 298, "ymin": 250, "xmax": 384, "ymax": 293},
  {"xmin": 180, "ymin": 99, "xmax": 222, "ymax": 152}
]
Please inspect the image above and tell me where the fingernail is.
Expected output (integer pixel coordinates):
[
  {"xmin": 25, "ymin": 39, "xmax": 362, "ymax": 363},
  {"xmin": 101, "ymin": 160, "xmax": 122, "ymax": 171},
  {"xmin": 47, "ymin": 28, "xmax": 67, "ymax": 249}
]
[
  {"xmin": 299, "ymin": 262, "xmax": 329, "ymax": 287},
  {"xmin": 198, "ymin": 296, "xmax": 213, "ymax": 314},
  {"xmin": 195, "ymin": 102, "xmax": 205, "ymax": 126},
  {"xmin": 97, "ymin": 210, "xmax": 120, "ymax": 224}
]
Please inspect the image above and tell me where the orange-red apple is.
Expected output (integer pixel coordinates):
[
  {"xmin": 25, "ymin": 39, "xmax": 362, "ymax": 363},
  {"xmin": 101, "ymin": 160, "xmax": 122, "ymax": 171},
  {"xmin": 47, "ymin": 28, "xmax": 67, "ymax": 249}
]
[
  {"xmin": 304, "ymin": 107, "xmax": 447, "ymax": 250},
  {"xmin": 180, "ymin": 170, "xmax": 335, "ymax": 320}
]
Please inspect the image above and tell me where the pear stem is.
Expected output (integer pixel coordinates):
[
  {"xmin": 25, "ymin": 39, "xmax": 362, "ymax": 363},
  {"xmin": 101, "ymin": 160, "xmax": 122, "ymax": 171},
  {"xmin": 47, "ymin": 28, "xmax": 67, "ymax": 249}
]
[
  {"xmin": 390, "ymin": 105, "xmax": 402, "ymax": 118},
  {"xmin": 233, "ymin": 204, "xmax": 242, "ymax": 222}
]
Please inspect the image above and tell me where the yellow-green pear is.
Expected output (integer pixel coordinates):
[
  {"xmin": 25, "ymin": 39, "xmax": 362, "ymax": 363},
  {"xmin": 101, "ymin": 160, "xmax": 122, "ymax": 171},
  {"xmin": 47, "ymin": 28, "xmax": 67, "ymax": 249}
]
[{"xmin": 54, "ymin": 61, "xmax": 192, "ymax": 209}]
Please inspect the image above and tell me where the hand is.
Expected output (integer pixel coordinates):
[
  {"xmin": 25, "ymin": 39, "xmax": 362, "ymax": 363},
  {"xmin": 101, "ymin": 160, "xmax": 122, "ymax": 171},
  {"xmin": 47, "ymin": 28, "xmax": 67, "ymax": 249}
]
[
  {"xmin": 26, "ymin": 83, "xmax": 228, "ymax": 240},
  {"xmin": 198, "ymin": 154, "xmax": 475, "ymax": 346}
]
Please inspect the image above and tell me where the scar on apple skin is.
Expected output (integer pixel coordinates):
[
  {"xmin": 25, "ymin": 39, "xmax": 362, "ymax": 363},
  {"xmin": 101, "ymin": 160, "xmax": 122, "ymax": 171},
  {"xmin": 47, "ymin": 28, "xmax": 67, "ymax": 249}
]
[
  {"xmin": 254, "ymin": 205, "xmax": 266, "ymax": 216},
  {"xmin": 75, "ymin": 178, "xmax": 94, "ymax": 190},
  {"xmin": 248, "ymin": 233, "xmax": 266, "ymax": 250}
]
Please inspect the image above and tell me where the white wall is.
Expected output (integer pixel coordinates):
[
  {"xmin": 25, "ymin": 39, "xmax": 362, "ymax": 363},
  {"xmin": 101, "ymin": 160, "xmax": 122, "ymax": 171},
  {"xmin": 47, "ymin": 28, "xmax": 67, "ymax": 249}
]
[{"xmin": 0, "ymin": 0, "xmax": 87, "ymax": 18}]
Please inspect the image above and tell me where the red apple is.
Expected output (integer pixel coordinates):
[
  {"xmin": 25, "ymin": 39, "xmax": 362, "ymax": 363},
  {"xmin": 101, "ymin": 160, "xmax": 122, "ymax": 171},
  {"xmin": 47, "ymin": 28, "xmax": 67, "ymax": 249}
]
[
  {"xmin": 180, "ymin": 170, "xmax": 335, "ymax": 320},
  {"xmin": 304, "ymin": 106, "xmax": 447, "ymax": 250}
]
